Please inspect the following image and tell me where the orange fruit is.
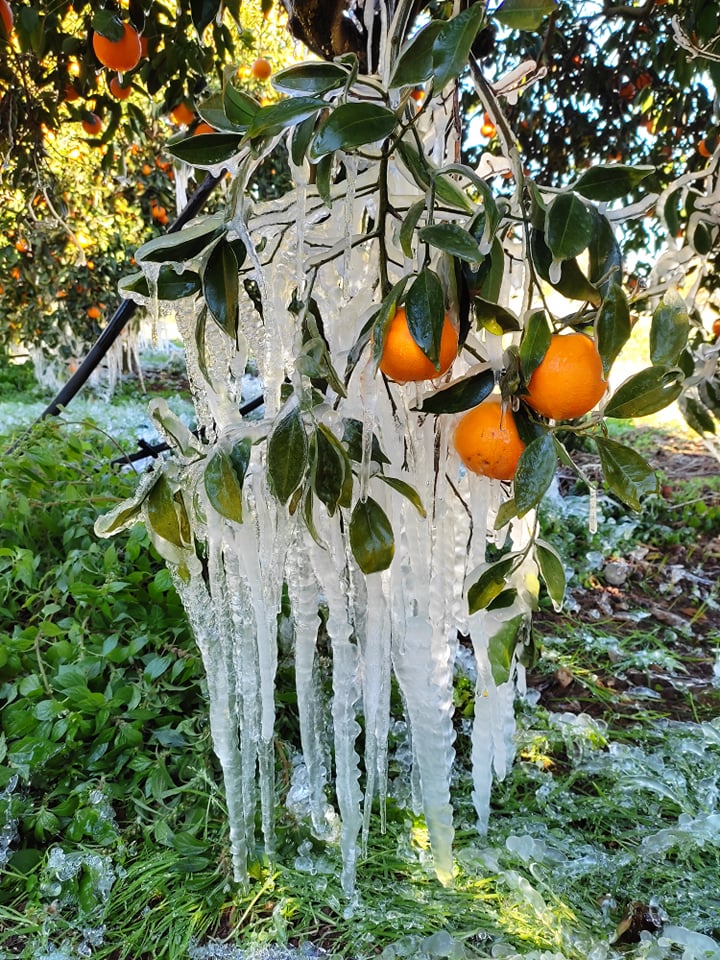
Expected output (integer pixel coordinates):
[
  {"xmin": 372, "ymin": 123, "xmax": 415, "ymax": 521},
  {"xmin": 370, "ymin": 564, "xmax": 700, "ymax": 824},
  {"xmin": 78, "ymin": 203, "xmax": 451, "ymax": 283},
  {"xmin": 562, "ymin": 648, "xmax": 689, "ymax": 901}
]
[
  {"xmin": 251, "ymin": 57, "xmax": 272, "ymax": 80},
  {"xmin": 379, "ymin": 306, "xmax": 458, "ymax": 382},
  {"xmin": 453, "ymin": 396, "xmax": 526, "ymax": 482},
  {"xmin": 15, "ymin": 237, "xmax": 29, "ymax": 253},
  {"xmin": 480, "ymin": 121, "xmax": 496, "ymax": 138},
  {"xmin": 192, "ymin": 121, "xmax": 216, "ymax": 135},
  {"xmin": 698, "ymin": 138, "xmax": 713, "ymax": 158},
  {"xmin": 87, "ymin": 305, "xmax": 102, "ymax": 319},
  {"xmin": 109, "ymin": 75, "xmax": 132, "ymax": 99},
  {"xmin": 619, "ymin": 81, "xmax": 636, "ymax": 101},
  {"xmin": 63, "ymin": 84, "xmax": 80, "ymax": 102},
  {"xmin": 0, "ymin": 0, "xmax": 12, "ymax": 38},
  {"xmin": 82, "ymin": 113, "xmax": 103, "ymax": 136},
  {"xmin": 712, "ymin": 318, "xmax": 720, "ymax": 338},
  {"xmin": 92, "ymin": 21, "xmax": 142, "ymax": 72},
  {"xmin": 170, "ymin": 101, "xmax": 195, "ymax": 126},
  {"xmin": 410, "ymin": 88, "xmax": 424, "ymax": 102},
  {"xmin": 525, "ymin": 332, "xmax": 607, "ymax": 420}
]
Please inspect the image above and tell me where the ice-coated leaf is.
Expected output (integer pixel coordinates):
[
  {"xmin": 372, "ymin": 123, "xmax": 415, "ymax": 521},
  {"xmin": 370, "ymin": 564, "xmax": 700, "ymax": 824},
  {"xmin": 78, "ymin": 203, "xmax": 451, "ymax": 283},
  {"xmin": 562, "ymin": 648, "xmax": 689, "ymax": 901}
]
[
  {"xmin": 194, "ymin": 307, "xmax": 211, "ymax": 384},
  {"xmin": 149, "ymin": 398, "xmax": 198, "ymax": 458},
  {"xmin": 94, "ymin": 471, "xmax": 157, "ymax": 538},
  {"xmin": 604, "ymin": 366, "xmax": 684, "ymax": 419},
  {"xmin": 341, "ymin": 418, "xmax": 391, "ymax": 465},
  {"xmin": 316, "ymin": 153, "xmax": 333, "ymax": 207},
  {"xmin": 400, "ymin": 200, "xmax": 426, "ymax": 258},
  {"xmin": 371, "ymin": 276, "xmax": 411, "ymax": 369},
  {"xmin": 649, "ymin": 291, "xmax": 690, "ymax": 367},
  {"xmin": 272, "ymin": 62, "xmax": 349, "ymax": 95},
  {"xmin": 588, "ymin": 213, "xmax": 623, "ymax": 299},
  {"xmin": 310, "ymin": 424, "xmax": 347, "ymax": 517},
  {"xmin": 415, "ymin": 369, "xmax": 493, "ymax": 414},
  {"xmin": 291, "ymin": 114, "xmax": 317, "ymax": 166},
  {"xmin": 545, "ymin": 192, "xmax": 595, "ymax": 262},
  {"xmin": 596, "ymin": 282, "xmax": 631, "ymax": 377},
  {"xmin": 681, "ymin": 395, "xmax": 716, "ymax": 435},
  {"xmin": 267, "ymin": 403, "xmax": 308, "ymax": 503},
  {"xmin": 134, "ymin": 215, "xmax": 225, "ymax": 266},
  {"xmin": 432, "ymin": 4, "xmax": 486, "ymax": 90},
  {"xmin": 467, "ymin": 554, "xmax": 522, "ymax": 614},
  {"xmin": 378, "ymin": 475, "xmax": 426, "ymax": 517},
  {"xmin": 204, "ymin": 450, "xmax": 244, "ymax": 523},
  {"xmin": 223, "ymin": 83, "xmax": 260, "ymax": 128},
  {"xmin": 573, "ymin": 164, "xmax": 654, "ymax": 202},
  {"xmin": 309, "ymin": 103, "xmax": 397, "ymax": 161},
  {"xmin": 487, "ymin": 615, "xmax": 525, "ymax": 686},
  {"xmin": 595, "ymin": 437, "xmax": 659, "ymax": 510},
  {"xmin": 190, "ymin": 0, "xmax": 220, "ymax": 34},
  {"xmin": 167, "ymin": 133, "xmax": 245, "ymax": 166},
  {"xmin": 514, "ymin": 433, "xmax": 556, "ymax": 517},
  {"xmin": 146, "ymin": 474, "xmax": 185, "ymax": 549},
  {"xmin": 349, "ymin": 498, "xmax": 395, "ymax": 574},
  {"xmin": 203, "ymin": 239, "xmax": 239, "ymax": 340},
  {"xmin": 396, "ymin": 141, "xmax": 474, "ymax": 213},
  {"xmin": 196, "ymin": 93, "xmax": 247, "ymax": 133},
  {"xmin": 530, "ymin": 229, "xmax": 600, "ymax": 304},
  {"xmin": 120, "ymin": 266, "xmax": 201, "ymax": 302},
  {"xmin": 494, "ymin": 497, "xmax": 518, "ymax": 530},
  {"xmin": 389, "ymin": 19, "xmax": 445, "ymax": 88},
  {"xmin": 246, "ymin": 96, "xmax": 326, "ymax": 138},
  {"xmin": 405, "ymin": 268, "xmax": 446, "ymax": 367},
  {"xmin": 474, "ymin": 298, "xmax": 521, "ymax": 333},
  {"xmin": 229, "ymin": 438, "xmax": 252, "ymax": 487},
  {"xmin": 418, "ymin": 223, "xmax": 481, "ymax": 261},
  {"xmin": 535, "ymin": 539, "xmax": 565, "ymax": 610},
  {"xmin": 494, "ymin": 0, "xmax": 557, "ymax": 31},
  {"xmin": 519, "ymin": 310, "xmax": 551, "ymax": 382}
]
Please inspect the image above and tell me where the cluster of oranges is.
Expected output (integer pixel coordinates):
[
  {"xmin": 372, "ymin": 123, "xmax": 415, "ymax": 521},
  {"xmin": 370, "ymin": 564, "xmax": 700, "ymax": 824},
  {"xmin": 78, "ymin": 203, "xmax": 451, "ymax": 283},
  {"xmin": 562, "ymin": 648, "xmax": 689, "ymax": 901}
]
[{"xmin": 378, "ymin": 309, "xmax": 608, "ymax": 482}]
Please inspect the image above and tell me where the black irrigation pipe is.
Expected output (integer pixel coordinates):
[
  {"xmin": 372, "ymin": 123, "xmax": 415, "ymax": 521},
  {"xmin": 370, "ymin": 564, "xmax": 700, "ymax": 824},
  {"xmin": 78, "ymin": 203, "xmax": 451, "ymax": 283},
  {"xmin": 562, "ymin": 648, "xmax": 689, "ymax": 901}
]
[{"xmin": 5, "ymin": 171, "xmax": 224, "ymax": 456}]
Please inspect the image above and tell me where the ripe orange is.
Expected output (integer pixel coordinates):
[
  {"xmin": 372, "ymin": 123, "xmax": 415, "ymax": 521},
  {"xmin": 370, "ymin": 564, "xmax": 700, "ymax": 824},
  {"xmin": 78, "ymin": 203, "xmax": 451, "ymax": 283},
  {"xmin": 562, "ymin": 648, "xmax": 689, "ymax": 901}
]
[
  {"xmin": 525, "ymin": 332, "xmax": 607, "ymax": 420},
  {"xmin": 15, "ymin": 237, "xmax": 29, "ymax": 253},
  {"xmin": 82, "ymin": 113, "xmax": 103, "ymax": 136},
  {"xmin": 87, "ymin": 305, "xmax": 102, "ymax": 320},
  {"xmin": 410, "ymin": 88, "xmax": 424, "ymax": 102},
  {"xmin": 712, "ymin": 318, "xmax": 720, "ymax": 338},
  {"xmin": 698, "ymin": 138, "xmax": 713, "ymax": 159},
  {"xmin": 454, "ymin": 396, "xmax": 526, "ymax": 482},
  {"xmin": 63, "ymin": 84, "xmax": 80, "ymax": 102},
  {"xmin": 619, "ymin": 81, "xmax": 636, "ymax": 101},
  {"xmin": 109, "ymin": 75, "xmax": 132, "ymax": 99},
  {"xmin": 92, "ymin": 21, "xmax": 142, "ymax": 72},
  {"xmin": 192, "ymin": 121, "xmax": 216, "ymax": 135},
  {"xmin": 0, "ymin": 0, "xmax": 12, "ymax": 38},
  {"xmin": 170, "ymin": 101, "xmax": 195, "ymax": 126},
  {"xmin": 480, "ymin": 121, "xmax": 496, "ymax": 138},
  {"xmin": 379, "ymin": 306, "xmax": 458, "ymax": 382},
  {"xmin": 251, "ymin": 57, "xmax": 272, "ymax": 80}
]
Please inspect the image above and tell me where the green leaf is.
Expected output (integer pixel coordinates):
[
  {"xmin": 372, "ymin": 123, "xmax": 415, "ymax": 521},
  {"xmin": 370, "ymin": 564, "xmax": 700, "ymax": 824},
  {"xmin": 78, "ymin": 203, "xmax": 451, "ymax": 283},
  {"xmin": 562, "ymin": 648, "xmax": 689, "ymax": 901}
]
[
  {"xmin": 196, "ymin": 93, "xmax": 248, "ymax": 133},
  {"xmin": 190, "ymin": 0, "xmax": 221, "ymax": 34},
  {"xmin": 94, "ymin": 472, "xmax": 155, "ymax": 537},
  {"xmin": 272, "ymin": 62, "xmax": 349, "ymax": 95},
  {"xmin": 432, "ymin": 4, "xmax": 486, "ymax": 90},
  {"xmin": 573, "ymin": 164, "xmax": 654, "ymax": 202},
  {"xmin": 203, "ymin": 240, "xmax": 239, "ymax": 340},
  {"xmin": 535, "ymin": 539, "xmax": 565, "ymax": 611},
  {"xmin": 400, "ymin": 200, "xmax": 426, "ymax": 258},
  {"xmin": 309, "ymin": 103, "xmax": 397, "ymax": 161},
  {"xmin": 146, "ymin": 474, "xmax": 185, "ymax": 549},
  {"xmin": 605, "ymin": 366, "xmax": 684, "ymax": 419},
  {"xmin": 310, "ymin": 424, "xmax": 347, "ymax": 517},
  {"xmin": 514, "ymin": 433, "xmax": 556, "ymax": 517},
  {"xmin": 494, "ymin": 0, "xmax": 557, "ymax": 31},
  {"xmin": 267, "ymin": 403, "xmax": 308, "ymax": 504},
  {"xmin": 595, "ymin": 437, "xmax": 659, "ymax": 510},
  {"xmin": 204, "ymin": 450, "xmax": 244, "ymax": 523},
  {"xmin": 229, "ymin": 438, "xmax": 252, "ymax": 487},
  {"xmin": 291, "ymin": 114, "xmax": 318, "ymax": 167},
  {"xmin": 418, "ymin": 223, "xmax": 481, "ymax": 261},
  {"xmin": 405, "ymin": 269, "xmax": 446, "ymax": 368},
  {"xmin": 92, "ymin": 10, "xmax": 125, "ymax": 41},
  {"xmin": 390, "ymin": 19, "xmax": 445, "ymax": 88},
  {"xmin": 596, "ymin": 282, "xmax": 631, "ymax": 377},
  {"xmin": 371, "ymin": 276, "xmax": 410, "ymax": 369},
  {"xmin": 649, "ymin": 291, "xmax": 690, "ymax": 367},
  {"xmin": 167, "ymin": 133, "xmax": 244, "ymax": 166},
  {"xmin": 316, "ymin": 153, "xmax": 333, "ymax": 207},
  {"xmin": 488, "ymin": 615, "xmax": 526, "ymax": 685},
  {"xmin": 494, "ymin": 498, "xmax": 518, "ymax": 530},
  {"xmin": 246, "ymin": 96, "xmax": 326, "ymax": 138},
  {"xmin": 134, "ymin": 215, "xmax": 225, "ymax": 266},
  {"xmin": 530, "ymin": 229, "xmax": 600, "ymax": 304},
  {"xmin": 519, "ymin": 310, "xmax": 551, "ymax": 382},
  {"xmin": 223, "ymin": 84, "xmax": 260, "ymax": 128},
  {"xmin": 396, "ymin": 141, "xmax": 474, "ymax": 213},
  {"xmin": 378, "ymin": 475, "xmax": 426, "ymax": 517},
  {"xmin": 588, "ymin": 214, "xmax": 623, "ymax": 299},
  {"xmin": 341, "ymin": 418, "xmax": 391, "ymax": 465},
  {"xmin": 545, "ymin": 192, "xmax": 594, "ymax": 262},
  {"xmin": 149, "ymin": 398, "xmax": 198, "ymax": 458},
  {"xmin": 349, "ymin": 498, "xmax": 395, "ymax": 574},
  {"xmin": 474, "ymin": 298, "xmax": 521, "ymax": 333},
  {"xmin": 119, "ymin": 265, "xmax": 202, "ymax": 302},
  {"xmin": 415, "ymin": 369, "xmax": 494, "ymax": 414},
  {"xmin": 467, "ymin": 555, "xmax": 522, "ymax": 614},
  {"xmin": 681, "ymin": 395, "xmax": 717, "ymax": 435}
]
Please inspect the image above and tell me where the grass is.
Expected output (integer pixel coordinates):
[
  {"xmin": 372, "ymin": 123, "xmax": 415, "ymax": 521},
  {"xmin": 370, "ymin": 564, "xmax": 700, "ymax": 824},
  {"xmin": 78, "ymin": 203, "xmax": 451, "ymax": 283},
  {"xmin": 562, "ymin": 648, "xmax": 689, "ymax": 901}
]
[{"xmin": 1, "ymin": 363, "xmax": 719, "ymax": 959}]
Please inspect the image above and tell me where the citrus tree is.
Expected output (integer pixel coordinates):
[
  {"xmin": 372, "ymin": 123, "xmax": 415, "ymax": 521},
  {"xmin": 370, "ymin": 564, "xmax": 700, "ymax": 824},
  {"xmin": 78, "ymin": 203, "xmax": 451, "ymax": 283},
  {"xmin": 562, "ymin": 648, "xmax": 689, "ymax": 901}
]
[{"xmin": 94, "ymin": 0, "xmax": 699, "ymax": 894}]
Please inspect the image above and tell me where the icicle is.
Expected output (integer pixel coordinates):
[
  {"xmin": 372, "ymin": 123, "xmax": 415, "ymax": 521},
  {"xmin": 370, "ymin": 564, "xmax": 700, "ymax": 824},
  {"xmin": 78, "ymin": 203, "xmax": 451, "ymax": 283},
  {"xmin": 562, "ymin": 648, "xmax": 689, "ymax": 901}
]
[{"xmin": 589, "ymin": 484, "xmax": 598, "ymax": 534}]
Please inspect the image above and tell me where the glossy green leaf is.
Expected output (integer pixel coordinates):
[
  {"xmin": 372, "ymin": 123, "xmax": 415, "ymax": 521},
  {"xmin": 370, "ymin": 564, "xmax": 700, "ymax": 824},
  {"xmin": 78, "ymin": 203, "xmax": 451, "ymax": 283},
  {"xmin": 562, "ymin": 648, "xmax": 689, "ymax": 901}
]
[
  {"xmin": 196, "ymin": 93, "xmax": 247, "ymax": 133},
  {"xmin": 267, "ymin": 403, "xmax": 308, "ymax": 504},
  {"xmin": 545, "ymin": 192, "xmax": 594, "ymax": 262},
  {"xmin": 349, "ymin": 498, "xmax": 395, "ymax": 574},
  {"xmin": 474, "ymin": 298, "xmax": 521, "ymax": 333},
  {"xmin": 650, "ymin": 292, "xmax": 690, "ymax": 367},
  {"xmin": 92, "ymin": 10, "xmax": 125, "ymax": 40},
  {"xmin": 415, "ymin": 369, "xmax": 493, "ymax": 414},
  {"xmin": 190, "ymin": 0, "xmax": 221, "ymax": 34},
  {"xmin": 432, "ymin": 4, "xmax": 486, "ymax": 90},
  {"xmin": 134, "ymin": 215, "xmax": 225, "ymax": 266},
  {"xmin": 203, "ymin": 240, "xmax": 239, "ymax": 340},
  {"xmin": 309, "ymin": 103, "xmax": 397, "ymax": 161},
  {"xmin": 681, "ymin": 395, "xmax": 716, "ymax": 435},
  {"xmin": 204, "ymin": 450, "xmax": 244, "ymax": 523},
  {"xmin": 488, "ymin": 615, "xmax": 525, "ymax": 685},
  {"xmin": 389, "ymin": 19, "xmax": 445, "ymax": 88},
  {"xmin": 418, "ymin": 223, "xmax": 480, "ymax": 262},
  {"xmin": 341, "ymin": 418, "xmax": 391, "ymax": 465},
  {"xmin": 494, "ymin": 498, "xmax": 518, "ymax": 530},
  {"xmin": 519, "ymin": 310, "xmax": 551, "ymax": 381},
  {"xmin": 119, "ymin": 266, "xmax": 202, "ymax": 302},
  {"xmin": 573, "ymin": 164, "xmax": 654, "ymax": 202},
  {"xmin": 588, "ymin": 213, "xmax": 623, "ymax": 299},
  {"xmin": 514, "ymin": 433, "xmax": 556, "ymax": 517},
  {"xmin": 535, "ymin": 539, "xmax": 565, "ymax": 611},
  {"xmin": 596, "ymin": 437, "xmax": 659, "ymax": 511},
  {"xmin": 149, "ymin": 399, "xmax": 198, "ymax": 458},
  {"xmin": 596, "ymin": 282, "xmax": 631, "ymax": 377},
  {"xmin": 400, "ymin": 200, "xmax": 426, "ymax": 258},
  {"xmin": 167, "ymin": 132, "xmax": 244, "ymax": 166},
  {"xmin": 223, "ymin": 84, "xmax": 260, "ymax": 128},
  {"xmin": 291, "ymin": 114, "xmax": 317, "ymax": 167},
  {"xmin": 396, "ymin": 141, "xmax": 474, "ymax": 213},
  {"xmin": 246, "ymin": 97, "xmax": 326, "ymax": 138},
  {"xmin": 405, "ymin": 269, "xmax": 446, "ymax": 368},
  {"xmin": 302, "ymin": 489, "xmax": 326, "ymax": 548},
  {"xmin": 467, "ymin": 555, "xmax": 522, "ymax": 614},
  {"xmin": 272, "ymin": 62, "xmax": 349, "ymax": 95},
  {"xmin": 316, "ymin": 153, "xmax": 333, "ymax": 207},
  {"xmin": 371, "ymin": 276, "xmax": 410, "ymax": 369},
  {"xmin": 494, "ymin": 0, "xmax": 557, "ymax": 30},
  {"xmin": 147, "ymin": 474, "xmax": 185, "ymax": 548},
  {"xmin": 605, "ymin": 366, "xmax": 684, "ymax": 419},
  {"xmin": 310, "ymin": 424, "xmax": 347, "ymax": 517},
  {"xmin": 487, "ymin": 588, "xmax": 518, "ymax": 612},
  {"xmin": 530, "ymin": 229, "xmax": 600, "ymax": 304},
  {"xmin": 378, "ymin": 475, "xmax": 426, "ymax": 518},
  {"xmin": 195, "ymin": 307, "xmax": 211, "ymax": 384}
]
